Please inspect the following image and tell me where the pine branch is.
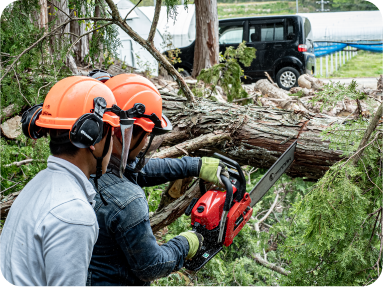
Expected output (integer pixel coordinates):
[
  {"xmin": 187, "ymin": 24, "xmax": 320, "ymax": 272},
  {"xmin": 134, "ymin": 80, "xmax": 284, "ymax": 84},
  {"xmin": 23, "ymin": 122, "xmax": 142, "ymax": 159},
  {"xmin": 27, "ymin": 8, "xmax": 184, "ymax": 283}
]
[
  {"xmin": 0, "ymin": 17, "xmax": 113, "ymax": 83},
  {"xmin": 352, "ymin": 103, "xmax": 383, "ymax": 165}
]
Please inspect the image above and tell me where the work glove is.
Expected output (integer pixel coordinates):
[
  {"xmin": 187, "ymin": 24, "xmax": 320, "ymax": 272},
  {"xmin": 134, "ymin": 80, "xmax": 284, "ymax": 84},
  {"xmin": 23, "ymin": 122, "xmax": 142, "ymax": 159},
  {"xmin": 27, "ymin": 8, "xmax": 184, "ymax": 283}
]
[
  {"xmin": 179, "ymin": 231, "xmax": 204, "ymax": 259},
  {"xmin": 199, "ymin": 157, "xmax": 230, "ymax": 187}
]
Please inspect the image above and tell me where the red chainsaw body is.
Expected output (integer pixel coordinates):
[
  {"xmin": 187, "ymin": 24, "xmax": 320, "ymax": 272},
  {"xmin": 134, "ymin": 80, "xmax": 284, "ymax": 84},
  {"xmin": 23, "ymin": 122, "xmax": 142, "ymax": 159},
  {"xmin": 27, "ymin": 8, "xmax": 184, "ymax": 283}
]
[
  {"xmin": 224, "ymin": 192, "xmax": 253, "ymax": 246},
  {"xmin": 191, "ymin": 186, "xmax": 253, "ymax": 247}
]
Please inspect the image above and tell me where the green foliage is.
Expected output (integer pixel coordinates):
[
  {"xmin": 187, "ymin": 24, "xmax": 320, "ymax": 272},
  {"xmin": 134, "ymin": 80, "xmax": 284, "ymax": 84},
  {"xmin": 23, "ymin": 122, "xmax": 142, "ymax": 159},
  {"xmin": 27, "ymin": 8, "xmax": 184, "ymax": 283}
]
[
  {"xmin": 279, "ymin": 110, "xmax": 382, "ymax": 285},
  {"xmin": 1, "ymin": 134, "xmax": 50, "ymax": 197},
  {"xmin": 195, "ymin": 41, "xmax": 256, "ymax": 102},
  {"xmin": 0, "ymin": 0, "xmax": 120, "ymax": 116}
]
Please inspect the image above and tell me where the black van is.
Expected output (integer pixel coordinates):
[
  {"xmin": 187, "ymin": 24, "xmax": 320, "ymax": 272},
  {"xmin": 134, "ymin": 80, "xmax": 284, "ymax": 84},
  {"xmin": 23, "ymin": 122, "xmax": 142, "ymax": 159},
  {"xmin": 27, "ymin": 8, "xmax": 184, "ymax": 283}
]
[{"xmin": 171, "ymin": 15, "xmax": 315, "ymax": 90}]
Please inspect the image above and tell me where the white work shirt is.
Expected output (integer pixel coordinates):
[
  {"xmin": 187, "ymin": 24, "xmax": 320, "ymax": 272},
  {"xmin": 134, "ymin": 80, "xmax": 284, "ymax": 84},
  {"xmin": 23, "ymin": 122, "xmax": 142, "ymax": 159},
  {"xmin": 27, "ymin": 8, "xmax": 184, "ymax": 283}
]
[{"xmin": 0, "ymin": 156, "xmax": 99, "ymax": 286}]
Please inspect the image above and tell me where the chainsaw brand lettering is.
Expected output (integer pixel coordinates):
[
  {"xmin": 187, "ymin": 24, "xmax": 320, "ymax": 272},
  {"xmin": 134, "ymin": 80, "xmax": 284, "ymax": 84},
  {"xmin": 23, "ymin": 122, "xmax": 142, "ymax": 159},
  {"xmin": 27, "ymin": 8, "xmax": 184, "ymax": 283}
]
[
  {"xmin": 81, "ymin": 130, "xmax": 94, "ymax": 141},
  {"xmin": 269, "ymin": 156, "xmax": 292, "ymax": 181}
]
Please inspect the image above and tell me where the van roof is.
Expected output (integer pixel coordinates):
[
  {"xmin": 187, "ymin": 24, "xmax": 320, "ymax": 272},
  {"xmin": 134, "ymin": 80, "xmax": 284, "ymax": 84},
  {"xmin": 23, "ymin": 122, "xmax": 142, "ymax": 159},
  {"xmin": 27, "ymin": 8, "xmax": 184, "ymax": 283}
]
[{"xmin": 219, "ymin": 15, "xmax": 301, "ymax": 23}]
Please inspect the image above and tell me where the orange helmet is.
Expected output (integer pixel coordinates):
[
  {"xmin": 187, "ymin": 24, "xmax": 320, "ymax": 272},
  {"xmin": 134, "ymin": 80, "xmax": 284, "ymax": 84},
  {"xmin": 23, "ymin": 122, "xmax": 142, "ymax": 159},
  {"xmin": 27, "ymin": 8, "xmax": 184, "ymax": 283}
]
[
  {"xmin": 36, "ymin": 76, "xmax": 119, "ymax": 129},
  {"xmin": 105, "ymin": 74, "xmax": 172, "ymax": 134}
]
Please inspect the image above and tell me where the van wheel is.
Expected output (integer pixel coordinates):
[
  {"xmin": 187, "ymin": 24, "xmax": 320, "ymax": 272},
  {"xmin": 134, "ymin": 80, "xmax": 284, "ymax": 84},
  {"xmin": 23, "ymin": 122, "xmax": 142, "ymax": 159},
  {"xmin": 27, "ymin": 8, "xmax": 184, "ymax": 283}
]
[{"xmin": 276, "ymin": 67, "xmax": 299, "ymax": 90}]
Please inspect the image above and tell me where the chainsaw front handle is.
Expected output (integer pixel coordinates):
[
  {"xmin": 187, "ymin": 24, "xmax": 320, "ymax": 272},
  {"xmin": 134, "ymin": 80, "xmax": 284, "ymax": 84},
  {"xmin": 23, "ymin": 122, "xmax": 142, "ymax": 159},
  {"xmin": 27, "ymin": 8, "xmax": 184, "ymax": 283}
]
[
  {"xmin": 218, "ymin": 174, "xmax": 233, "ymax": 243},
  {"xmin": 221, "ymin": 175, "xmax": 233, "ymax": 212}
]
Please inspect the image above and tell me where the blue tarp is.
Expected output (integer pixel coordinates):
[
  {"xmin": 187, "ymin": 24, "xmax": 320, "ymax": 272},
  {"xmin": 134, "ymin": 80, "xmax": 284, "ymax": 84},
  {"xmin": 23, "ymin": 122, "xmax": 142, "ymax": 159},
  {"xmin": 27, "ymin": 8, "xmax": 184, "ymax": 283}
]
[
  {"xmin": 313, "ymin": 41, "xmax": 383, "ymax": 57},
  {"xmin": 348, "ymin": 44, "xmax": 383, "ymax": 53},
  {"xmin": 314, "ymin": 43, "xmax": 347, "ymax": 57}
]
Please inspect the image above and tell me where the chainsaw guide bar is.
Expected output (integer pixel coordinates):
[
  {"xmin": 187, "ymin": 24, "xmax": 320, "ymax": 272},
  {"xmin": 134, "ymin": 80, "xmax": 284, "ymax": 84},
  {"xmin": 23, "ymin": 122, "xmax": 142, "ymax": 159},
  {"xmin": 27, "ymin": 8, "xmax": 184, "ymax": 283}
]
[{"xmin": 249, "ymin": 140, "xmax": 297, "ymax": 207}]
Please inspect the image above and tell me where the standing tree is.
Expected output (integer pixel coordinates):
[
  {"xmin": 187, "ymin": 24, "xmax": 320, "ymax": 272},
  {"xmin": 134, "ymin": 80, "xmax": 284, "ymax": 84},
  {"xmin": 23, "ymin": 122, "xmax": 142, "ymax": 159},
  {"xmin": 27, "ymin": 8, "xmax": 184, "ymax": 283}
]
[{"xmin": 192, "ymin": 0, "xmax": 219, "ymax": 78}]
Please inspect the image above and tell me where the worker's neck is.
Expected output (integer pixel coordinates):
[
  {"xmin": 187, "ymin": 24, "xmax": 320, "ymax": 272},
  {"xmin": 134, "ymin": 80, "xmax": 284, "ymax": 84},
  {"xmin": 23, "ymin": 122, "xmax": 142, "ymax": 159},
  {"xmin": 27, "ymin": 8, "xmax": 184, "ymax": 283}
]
[{"xmin": 55, "ymin": 149, "xmax": 94, "ymax": 179}]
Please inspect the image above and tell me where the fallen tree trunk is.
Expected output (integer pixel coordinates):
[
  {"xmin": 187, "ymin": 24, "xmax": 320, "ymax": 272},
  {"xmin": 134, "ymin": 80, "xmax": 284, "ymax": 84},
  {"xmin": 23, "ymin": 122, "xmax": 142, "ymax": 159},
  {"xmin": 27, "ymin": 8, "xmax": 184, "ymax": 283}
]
[
  {"xmin": 160, "ymin": 94, "xmax": 345, "ymax": 180},
  {"xmin": 150, "ymin": 180, "xmax": 202, "ymax": 233}
]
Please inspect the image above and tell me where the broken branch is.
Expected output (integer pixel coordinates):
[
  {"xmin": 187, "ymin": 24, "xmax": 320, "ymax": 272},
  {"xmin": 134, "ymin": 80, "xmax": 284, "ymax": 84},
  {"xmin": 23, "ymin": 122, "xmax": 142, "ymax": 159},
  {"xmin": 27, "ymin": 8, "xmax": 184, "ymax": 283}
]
[
  {"xmin": 147, "ymin": 0, "xmax": 162, "ymax": 43},
  {"xmin": 252, "ymin": 253, "xmax": 290, "ymax": 276},
  {"xmin": 154, "ymin": 133, "xmax": 231, "ymax": 159}
]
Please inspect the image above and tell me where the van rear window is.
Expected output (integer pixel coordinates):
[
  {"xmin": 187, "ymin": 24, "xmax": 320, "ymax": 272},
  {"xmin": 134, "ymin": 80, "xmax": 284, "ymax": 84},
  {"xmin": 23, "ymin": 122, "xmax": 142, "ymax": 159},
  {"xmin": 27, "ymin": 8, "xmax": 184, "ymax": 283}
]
[{"xmin": 249, "ymin": 22, "xmax": 286, "ymax": 42}]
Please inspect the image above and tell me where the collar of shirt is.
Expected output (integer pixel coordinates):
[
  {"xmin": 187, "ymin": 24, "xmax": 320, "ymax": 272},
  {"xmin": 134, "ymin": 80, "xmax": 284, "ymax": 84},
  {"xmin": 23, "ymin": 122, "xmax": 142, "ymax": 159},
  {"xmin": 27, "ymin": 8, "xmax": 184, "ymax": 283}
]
[{"xmin": 47, "ymin": 155, "xmax": 97, "ymax": 206}]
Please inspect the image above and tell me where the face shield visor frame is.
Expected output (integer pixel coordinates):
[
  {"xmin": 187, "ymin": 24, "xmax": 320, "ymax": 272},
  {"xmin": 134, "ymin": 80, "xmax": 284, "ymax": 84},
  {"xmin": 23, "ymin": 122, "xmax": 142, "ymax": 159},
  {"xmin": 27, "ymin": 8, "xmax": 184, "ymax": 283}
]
[{"xmin": 125, "ymin": 104, "xmax": 173, "ymax": 173}]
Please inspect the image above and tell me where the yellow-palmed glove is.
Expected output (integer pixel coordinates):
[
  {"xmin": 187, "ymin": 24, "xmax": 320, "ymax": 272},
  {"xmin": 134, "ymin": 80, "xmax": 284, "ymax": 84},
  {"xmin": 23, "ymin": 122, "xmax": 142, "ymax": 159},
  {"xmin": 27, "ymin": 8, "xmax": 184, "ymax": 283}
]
[
  {"xmin": 179, "ymin": 231, "xmax": 204, "ymax": 259},
  {"xmin": 199, "ymin": 157, "xmax": 230, "ymax": 187}
]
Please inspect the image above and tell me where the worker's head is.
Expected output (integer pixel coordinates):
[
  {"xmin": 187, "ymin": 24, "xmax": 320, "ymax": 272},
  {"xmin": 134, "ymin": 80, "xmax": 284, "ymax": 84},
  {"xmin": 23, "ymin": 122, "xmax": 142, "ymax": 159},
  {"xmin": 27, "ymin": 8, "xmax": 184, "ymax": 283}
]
[
  {"xmin": 104, "ymin": 73, "xmax": 173, "ymax": 172},
  {"xmin": 21, "ymin": 76, "xmax": 120, "ymax": 177}
]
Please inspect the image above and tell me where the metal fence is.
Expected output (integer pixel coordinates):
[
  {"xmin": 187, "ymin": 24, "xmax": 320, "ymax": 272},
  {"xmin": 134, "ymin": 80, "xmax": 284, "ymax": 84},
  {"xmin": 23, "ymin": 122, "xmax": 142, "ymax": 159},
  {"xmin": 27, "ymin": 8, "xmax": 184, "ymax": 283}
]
[{"xmin": 316, "ymin": 46, "xmax": 358, "ymax": 77}]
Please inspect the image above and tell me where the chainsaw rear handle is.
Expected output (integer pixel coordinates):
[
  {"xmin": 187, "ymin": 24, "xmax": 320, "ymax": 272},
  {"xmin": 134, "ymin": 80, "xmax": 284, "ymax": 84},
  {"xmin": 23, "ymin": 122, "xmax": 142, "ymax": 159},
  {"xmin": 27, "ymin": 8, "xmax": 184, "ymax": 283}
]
[{"xmin": 213, "ymin": 153, "xmax": 246, "ymax": 202}]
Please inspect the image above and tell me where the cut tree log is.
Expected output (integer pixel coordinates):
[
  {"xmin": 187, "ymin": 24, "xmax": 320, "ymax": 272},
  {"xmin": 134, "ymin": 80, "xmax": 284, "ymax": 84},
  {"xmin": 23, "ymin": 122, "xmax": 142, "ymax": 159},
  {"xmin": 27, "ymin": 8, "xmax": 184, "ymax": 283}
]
[
  {"xmin": 304, "ymin": 74, "xmax": 324, "ymax": 91},
  {"xmin": 1, "ymin": 116, "xmax": 22, "ymax": 139},
  {"xmin": 1, "ymin": 104, "xmax": 19, "ymax": 123},
  {"xmin": 159, "ymin": 94, "xmax": 346, "ymax": 180},
  {"xmin": 254, "ymin": 79, "xmax": 308, "ymax": 111},
  {"xmin": 298, "ymin": 75, "xmax": 311, "ymax": 89}
]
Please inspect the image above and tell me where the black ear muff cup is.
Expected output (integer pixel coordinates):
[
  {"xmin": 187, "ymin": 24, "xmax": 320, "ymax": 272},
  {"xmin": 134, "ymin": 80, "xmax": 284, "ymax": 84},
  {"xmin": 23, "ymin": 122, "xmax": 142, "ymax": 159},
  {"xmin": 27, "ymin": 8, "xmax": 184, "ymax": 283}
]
[
  {"xmin": 70, "ymin": 114, "xmax": 104, "ymax": 148},
  {"xmin": 21, "ymin": 104, "xmax": 46, "ymax": 139}
]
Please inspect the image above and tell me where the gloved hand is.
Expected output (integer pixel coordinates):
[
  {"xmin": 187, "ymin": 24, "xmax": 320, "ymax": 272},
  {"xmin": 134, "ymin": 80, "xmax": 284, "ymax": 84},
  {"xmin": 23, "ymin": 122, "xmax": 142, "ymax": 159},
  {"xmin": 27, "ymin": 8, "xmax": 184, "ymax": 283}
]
[
  {"xmin": 199, "ymin": 157, "xmax": 230, "ymax": 187},
  {"xmin": 179, "ymin": 231, "xmax": 204, "ymax": 259}
]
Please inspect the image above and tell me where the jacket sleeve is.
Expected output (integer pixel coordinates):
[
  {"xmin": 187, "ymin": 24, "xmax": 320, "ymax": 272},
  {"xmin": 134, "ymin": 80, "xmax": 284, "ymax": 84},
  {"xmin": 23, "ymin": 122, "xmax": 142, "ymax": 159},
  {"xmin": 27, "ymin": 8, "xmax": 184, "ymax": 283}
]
[
  {"xmin": 114, "ymin": 196, "xmax": 190, "ymax": 282},
  {"xmin": 42, "ymin": 201, "xmax": 98, "ymax": 286},
  {"xmin": 137, "ymin": 156, "xmax": 200, "ymax": 187}
]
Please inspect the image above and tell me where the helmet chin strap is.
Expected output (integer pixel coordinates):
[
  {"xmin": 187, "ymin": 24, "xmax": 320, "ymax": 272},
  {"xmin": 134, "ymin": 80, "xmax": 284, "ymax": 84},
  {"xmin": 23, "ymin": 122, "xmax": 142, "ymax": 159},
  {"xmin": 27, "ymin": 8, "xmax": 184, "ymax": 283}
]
[{"xmin": 90, "ymin": 126, "xmax": 112, "ymax": 205}]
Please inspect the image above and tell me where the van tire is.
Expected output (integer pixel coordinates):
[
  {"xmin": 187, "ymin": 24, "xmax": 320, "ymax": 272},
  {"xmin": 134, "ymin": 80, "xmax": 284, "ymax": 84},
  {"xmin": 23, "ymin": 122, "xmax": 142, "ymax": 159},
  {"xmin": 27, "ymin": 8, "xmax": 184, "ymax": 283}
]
[{"xmin": 276, "ymin": 67, "xmax": 300, "ymax": 90}]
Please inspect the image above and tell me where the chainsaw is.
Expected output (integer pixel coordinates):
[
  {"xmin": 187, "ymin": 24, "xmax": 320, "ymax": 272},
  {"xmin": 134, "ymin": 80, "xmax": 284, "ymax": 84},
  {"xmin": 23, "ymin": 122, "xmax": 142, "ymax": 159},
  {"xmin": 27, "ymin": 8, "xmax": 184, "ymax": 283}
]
[{"xmin": 184, "ymin": 140, "xmax": 297, "ymax": 271}]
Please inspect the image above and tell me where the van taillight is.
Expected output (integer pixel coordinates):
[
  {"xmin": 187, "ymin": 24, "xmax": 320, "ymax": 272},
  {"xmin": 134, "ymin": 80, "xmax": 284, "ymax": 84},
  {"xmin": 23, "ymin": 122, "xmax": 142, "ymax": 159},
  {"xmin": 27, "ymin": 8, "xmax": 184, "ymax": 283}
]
[{"xmin": 298, "ymin": 44, "xmax": 307, "ymax": 52}]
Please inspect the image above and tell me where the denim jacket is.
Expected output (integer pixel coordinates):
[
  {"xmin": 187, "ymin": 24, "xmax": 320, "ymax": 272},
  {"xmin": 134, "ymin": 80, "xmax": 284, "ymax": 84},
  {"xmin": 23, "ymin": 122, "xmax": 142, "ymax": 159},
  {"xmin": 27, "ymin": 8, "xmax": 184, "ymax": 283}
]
[{"xmin": 87, "ymin": 156, "xmax": 200, "ymax": 286}]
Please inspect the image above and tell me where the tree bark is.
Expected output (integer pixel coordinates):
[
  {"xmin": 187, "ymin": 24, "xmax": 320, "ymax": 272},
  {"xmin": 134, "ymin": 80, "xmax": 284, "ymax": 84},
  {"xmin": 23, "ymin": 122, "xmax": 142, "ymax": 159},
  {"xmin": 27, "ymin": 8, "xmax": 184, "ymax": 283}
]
[
  {"xmin": 192, "ymin": 0, "xmax": 219, "ymax": 78},
  {"xmin": 38, "ymin": 0, "xmax": 48, "ymax": 30},
  {"xmin": 159, "ymin": 94, "xmax": 345, "ymax": 180},
  {"xmin": 69, "ymin": 5, "xmax": 88, "ymax": 65}
]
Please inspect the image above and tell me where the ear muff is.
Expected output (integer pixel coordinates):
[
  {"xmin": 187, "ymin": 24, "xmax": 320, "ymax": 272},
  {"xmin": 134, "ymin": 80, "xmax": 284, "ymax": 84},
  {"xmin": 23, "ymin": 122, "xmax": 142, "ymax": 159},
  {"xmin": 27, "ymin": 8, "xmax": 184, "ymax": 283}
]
[
  {"xmin": 69, "ymin": 114, "xmax": 104, "ymax": 148},
  {"xmin": 21, "ymin": 104, "xmax": 46, "ymax": 139}
]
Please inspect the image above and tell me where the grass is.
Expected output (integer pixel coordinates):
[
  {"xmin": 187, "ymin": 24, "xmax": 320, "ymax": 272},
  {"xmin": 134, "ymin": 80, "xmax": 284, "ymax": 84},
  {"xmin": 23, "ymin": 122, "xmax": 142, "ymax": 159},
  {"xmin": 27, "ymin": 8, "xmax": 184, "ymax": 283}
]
[
  {"xmin": 315, "ymin": 51, "xmax": 383, "ymax": 78},
  {"xmin": 218, "ymin": 1, "xmax": 297, "ymax": 19}
]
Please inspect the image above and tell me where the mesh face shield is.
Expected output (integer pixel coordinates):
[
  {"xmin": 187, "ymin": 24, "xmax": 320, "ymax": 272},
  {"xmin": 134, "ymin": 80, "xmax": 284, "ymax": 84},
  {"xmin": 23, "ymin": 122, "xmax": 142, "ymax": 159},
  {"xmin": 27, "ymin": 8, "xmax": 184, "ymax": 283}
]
[
  {"xmin": 118, "ymin": 112, "xmax": 135, "ymax": 178},
  {"xmin": 107, "ymin": 103, "xmax": 173, "ymax": 174},
  {"xmin": 132, "ymin": 133, "xmax": 164, "ymax": 173}
]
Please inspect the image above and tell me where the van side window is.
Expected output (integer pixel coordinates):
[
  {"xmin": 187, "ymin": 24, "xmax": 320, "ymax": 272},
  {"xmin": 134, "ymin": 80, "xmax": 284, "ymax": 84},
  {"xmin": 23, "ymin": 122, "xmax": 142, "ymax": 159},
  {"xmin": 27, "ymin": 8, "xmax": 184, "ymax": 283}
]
[
  {"xmin": 219, "ymin": 26, "xmax": 243, "ymax": 44},
  {"xmin": 286, "ymin": 18, "xmax": 296, "ymax": 40},
  {"xmin": 249, "ymin": 22, "xmax": 285, "ymax": 42}
]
